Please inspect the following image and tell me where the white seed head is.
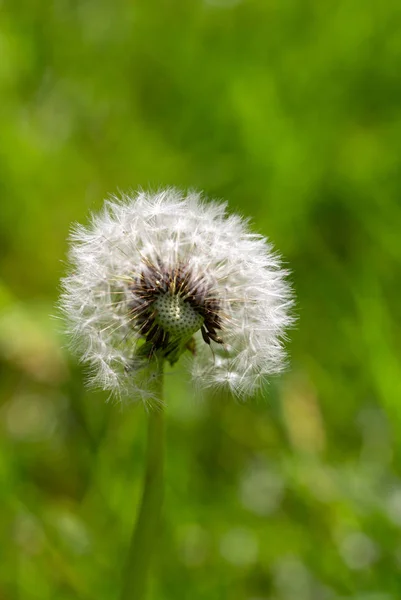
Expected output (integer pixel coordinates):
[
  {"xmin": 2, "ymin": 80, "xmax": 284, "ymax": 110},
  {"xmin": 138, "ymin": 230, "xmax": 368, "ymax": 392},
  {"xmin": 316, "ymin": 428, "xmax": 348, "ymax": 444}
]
[{"xmin": 59, "ymin": 188, "xmax": 293, "ymax": 403}]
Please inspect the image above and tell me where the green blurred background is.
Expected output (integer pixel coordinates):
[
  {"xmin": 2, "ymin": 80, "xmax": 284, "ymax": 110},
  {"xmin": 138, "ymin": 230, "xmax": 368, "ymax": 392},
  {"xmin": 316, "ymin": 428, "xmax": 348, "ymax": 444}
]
[{"xmin": 1, "ymin": 0, "xmax": 401, "ymax": 598}]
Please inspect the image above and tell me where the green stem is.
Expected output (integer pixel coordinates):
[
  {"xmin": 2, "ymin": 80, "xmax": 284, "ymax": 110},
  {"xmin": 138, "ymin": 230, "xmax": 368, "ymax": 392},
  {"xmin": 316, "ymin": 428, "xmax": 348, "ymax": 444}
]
[{"xmin": 120, "ymin": 366, "xmax": 164, "ymax": 600}]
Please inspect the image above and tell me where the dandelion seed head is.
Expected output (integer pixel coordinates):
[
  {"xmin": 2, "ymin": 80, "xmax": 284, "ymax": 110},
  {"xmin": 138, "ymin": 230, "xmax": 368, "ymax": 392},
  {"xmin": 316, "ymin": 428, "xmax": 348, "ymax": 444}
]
[{"xmin": 59, "ymin": 188, "xmax": 293, "ymax": 402}]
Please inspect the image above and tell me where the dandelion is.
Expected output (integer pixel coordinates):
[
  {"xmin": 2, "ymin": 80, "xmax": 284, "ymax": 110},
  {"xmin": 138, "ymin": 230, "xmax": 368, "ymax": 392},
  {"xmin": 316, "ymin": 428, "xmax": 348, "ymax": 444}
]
[
  {"xmin": 60, "ymin": 188, "xmax": 292, "ymax": 403},
  {"xmin": 59, "ymin": 188, "xmax": 293, "ymax": 600}
]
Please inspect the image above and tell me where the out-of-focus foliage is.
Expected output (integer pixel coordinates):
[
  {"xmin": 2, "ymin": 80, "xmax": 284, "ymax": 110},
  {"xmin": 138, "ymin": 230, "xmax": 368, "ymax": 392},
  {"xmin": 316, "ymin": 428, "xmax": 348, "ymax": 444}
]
[{"xmin": 1, "ymin": 0, "xmax": 401, "ymax": 598}]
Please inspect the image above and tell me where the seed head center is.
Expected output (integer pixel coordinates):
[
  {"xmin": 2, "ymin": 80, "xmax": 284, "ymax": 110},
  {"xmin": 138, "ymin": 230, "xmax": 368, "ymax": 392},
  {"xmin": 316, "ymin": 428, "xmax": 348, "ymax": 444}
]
[{"xmin": 154, "ymin": 293, "xmax": 203, "ymax": 338}]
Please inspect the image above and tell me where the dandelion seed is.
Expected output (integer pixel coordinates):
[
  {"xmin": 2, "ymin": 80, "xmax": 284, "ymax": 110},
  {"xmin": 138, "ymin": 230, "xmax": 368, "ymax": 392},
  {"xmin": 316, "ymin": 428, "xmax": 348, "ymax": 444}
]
[{"xmin": 59, "ymin": 188, "xmax": 293, "ymax": 402}]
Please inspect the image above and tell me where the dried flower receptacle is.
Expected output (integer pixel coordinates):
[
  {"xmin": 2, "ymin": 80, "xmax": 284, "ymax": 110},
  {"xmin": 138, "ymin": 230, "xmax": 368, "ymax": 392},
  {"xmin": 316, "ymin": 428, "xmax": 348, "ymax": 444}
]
[{"xmin": 129, "ymin": 260, "xmax": 223, "ymax": 365}]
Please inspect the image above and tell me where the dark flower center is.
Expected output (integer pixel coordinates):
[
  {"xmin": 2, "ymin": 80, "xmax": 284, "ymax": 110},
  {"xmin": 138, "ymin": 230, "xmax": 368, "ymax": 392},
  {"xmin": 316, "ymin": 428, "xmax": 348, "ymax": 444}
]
[{"xmin": 129, "ymin": 260, "xmax": 223, "ymax": 363}]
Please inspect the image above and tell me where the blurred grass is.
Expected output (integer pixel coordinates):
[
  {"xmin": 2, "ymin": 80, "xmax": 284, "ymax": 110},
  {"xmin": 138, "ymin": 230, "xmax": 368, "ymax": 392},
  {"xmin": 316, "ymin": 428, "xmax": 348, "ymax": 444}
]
[{"xmin": 1, "ymin": 0, "xmax": 401, "ymax": 598}]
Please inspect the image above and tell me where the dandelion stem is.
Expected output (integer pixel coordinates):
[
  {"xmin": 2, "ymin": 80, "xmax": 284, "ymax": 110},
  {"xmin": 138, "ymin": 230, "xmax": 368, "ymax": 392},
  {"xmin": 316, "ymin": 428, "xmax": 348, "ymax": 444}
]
[{"xmin": 120, "ymin": 365, "xmax": 164, "ymax": 600}]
